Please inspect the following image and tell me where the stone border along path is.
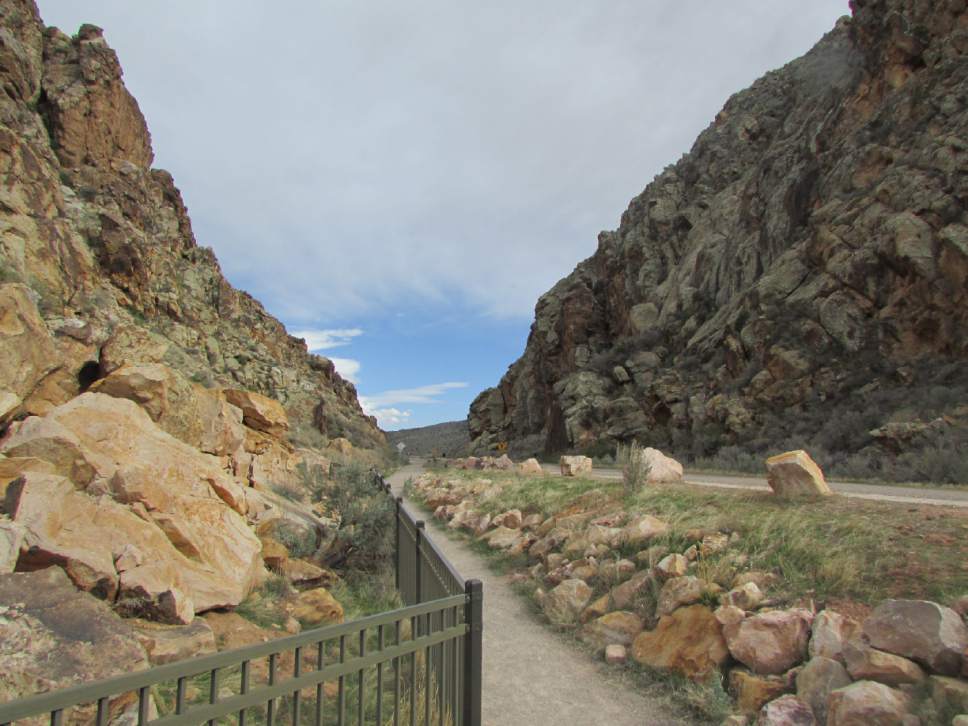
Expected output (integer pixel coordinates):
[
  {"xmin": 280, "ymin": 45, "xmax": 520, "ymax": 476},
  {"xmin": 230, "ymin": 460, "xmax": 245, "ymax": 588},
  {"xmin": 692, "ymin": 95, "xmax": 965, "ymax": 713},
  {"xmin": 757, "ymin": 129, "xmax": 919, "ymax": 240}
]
[{"xmin": 388, "ymin": 464, "xmax": 700, "ymax": 726}]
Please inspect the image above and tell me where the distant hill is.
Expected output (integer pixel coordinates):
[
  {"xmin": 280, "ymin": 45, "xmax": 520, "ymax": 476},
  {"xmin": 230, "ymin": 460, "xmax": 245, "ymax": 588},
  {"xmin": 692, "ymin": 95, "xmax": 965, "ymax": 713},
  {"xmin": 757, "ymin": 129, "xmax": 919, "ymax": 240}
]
[{"xmin": 386, "ymin": 421, "xmax": 471, "ymax": 457}]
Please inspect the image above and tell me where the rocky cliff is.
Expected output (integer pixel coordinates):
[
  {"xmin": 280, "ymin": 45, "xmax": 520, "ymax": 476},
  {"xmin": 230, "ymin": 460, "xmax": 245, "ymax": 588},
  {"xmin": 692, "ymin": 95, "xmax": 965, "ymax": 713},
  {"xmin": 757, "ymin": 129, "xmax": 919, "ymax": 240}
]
[
  {"xmin": 0, "ymin": 0, "xmax": 383, "ymax": 451},
  {"xmin": 469, "ymin": 0, "xmax": 968, "ymax": 481}
]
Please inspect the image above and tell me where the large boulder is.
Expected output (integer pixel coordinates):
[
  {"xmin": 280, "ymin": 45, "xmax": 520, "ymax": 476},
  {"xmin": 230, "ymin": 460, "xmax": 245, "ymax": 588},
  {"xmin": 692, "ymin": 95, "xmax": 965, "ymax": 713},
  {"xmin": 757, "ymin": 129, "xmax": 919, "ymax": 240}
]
[
  {"xmin": 518, "ymin": 458, "xmax": 543, "ymax": 475},
  {"xmin": 223, "ymin": 389, "xmax": 289, "ymax": 437},
  {"xmin": 290, "ymin": 588, "xmax": 344, "ymax": 626},
  {"xmin": 795, "ymin": 656, "xmax": 851, "ymax": 724},
  {"xmin": 842, "ymin": 640, "xmax": 925, "ymax": 686},
  {"xmin": 641, "ymin": 447, "xmax": 684, "ymax": 484},
  {"xmin": 621, "ymin": 514, "xmax": 669, "ymax": 546},
  {"xmin": 543, "ymin": 579, "xmax": 593, "ymax": 626},
  {"xmin": 756, "ymin": 695, "xmax": 816, "ymax": 725},
  {"xmin": 826, "ymin": 681, "xmax": 911, "ymax": 726},
  {"xmin": 657, "ymin": 575, "xmax": 707, "ymax": 617},
  {"xmin": 0, "ymin": 568, "xmax": 149, "ymax": 716},
  {"xmin": 129, "ymin": 618, "xmax": 217, "ymax": 665},
  {"xmin": 559, "ymin": 455, "xmax": 592, "ymax": 477},
  {"xmin": 729, "ymin": 669, "xmax": 792, "ymax": 715},
  {"xmin": 725, "ymin": 608, "xmax": 814, "ymax": 675},
  {"xmin": 765, "ymin": 450, "xmax": 832, "ymax": 498},
  {"xmin": 0, "ymin": 283, "xmax": 59, "ymax": 415},
  {"xmin": 862, "ymin": 599, "xmax": 968, "ymax": 676},
  {"xmin": 631, "ymin": 604, "xmax": 729, "ymax": 680},
  {"xmin": 808, "ymin": 610, "xmax": 860, "ymax": 662}
]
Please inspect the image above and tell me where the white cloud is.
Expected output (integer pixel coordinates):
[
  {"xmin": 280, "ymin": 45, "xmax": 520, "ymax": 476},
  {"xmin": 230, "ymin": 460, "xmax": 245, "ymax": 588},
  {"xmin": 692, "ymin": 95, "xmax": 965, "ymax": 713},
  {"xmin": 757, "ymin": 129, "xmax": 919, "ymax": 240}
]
[
  {"xmin": 291, "ymin": 328, "xmax": 363, "ymax": 351},
  {"xmin": 359, "ymin": 382, "xmax": 468, "ymax": 411},
  {"xmin": 329, "ymin": 357, "xmax": 361, "ymax": 384},
  {"xmin": 368, "ymin": 407, "xmax": 412, "ymax": 428}
]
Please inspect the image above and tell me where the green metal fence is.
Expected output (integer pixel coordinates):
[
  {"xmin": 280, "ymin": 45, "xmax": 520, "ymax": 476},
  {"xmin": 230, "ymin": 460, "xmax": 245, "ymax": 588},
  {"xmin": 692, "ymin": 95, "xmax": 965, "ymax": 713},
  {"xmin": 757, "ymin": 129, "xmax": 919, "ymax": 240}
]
[{"xmin": 0, "ymin": 474, "xmax": 482, "ymax": 726}]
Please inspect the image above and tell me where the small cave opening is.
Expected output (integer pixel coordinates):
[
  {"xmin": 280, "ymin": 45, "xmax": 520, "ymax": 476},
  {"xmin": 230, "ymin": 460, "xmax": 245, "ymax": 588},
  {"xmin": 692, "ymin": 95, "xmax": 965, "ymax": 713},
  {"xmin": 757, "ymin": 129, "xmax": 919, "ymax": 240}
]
[{"xmin": 77, "ymin": 360, "xmax": 102, "ymax": 391}]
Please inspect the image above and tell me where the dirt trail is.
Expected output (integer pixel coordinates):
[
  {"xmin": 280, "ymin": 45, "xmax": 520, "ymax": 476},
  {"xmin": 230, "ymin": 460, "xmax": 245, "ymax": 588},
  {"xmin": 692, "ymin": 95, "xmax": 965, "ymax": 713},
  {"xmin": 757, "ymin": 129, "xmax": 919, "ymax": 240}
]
[{"xmin": 388, "ymin": 464, "xmax": 698, "ymax": 726}]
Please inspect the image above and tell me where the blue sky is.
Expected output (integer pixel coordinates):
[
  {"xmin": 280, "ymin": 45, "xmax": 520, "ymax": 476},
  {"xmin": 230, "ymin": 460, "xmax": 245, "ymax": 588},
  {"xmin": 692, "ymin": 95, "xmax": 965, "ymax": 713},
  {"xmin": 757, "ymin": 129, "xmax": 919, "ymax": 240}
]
[{"xmin": 37, "ymin": 1, "xmax": 849, "ymax": 429}]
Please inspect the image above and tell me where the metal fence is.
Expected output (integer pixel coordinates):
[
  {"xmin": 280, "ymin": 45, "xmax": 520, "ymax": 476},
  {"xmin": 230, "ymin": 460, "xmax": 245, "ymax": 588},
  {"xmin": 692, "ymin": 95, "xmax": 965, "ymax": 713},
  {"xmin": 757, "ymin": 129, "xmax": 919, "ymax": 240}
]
[{"xmin": 0, "ymin": 473, "xmax": 482, "ymax": 726}]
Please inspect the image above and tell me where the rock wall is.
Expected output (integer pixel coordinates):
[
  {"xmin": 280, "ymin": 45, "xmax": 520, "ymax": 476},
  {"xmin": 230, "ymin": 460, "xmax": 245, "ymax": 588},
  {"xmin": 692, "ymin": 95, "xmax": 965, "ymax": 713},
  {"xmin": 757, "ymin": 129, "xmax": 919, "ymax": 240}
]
[
  {"xmin": 0, "ymin": 0, "xmax": 383, "ymax": 450},
  {"xmin": 469, "ymin": 0, "xmax": 968, "ymax": 476}
]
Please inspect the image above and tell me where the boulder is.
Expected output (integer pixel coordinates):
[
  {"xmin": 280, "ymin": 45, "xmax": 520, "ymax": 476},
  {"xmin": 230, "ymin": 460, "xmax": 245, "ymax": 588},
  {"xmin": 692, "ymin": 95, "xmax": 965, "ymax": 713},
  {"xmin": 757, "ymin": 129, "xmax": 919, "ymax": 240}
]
[
  {"xmin": 129, "ymin": 618, "xmax": 217, "ymax": 665},
  {"xmin": 543, "ymin": 579, "xmax": 593, "ymax": 626},
  {"xmin": 929, "ymin": 675, "xmax": 968, "ymax": 713},
  {"xmin": 621, "ymin": 514, "xmax": 670, "ymax": 546},
  {"xmin": 765, "ymin": 451, "xmax": 832, "ymax": 498},
  {"xmin": 795, "ymin": 656, "xmax": 851, "ymax": 723},
  {"xmin": 641, "ymin": 447, "xmax": 684, "ymax": 484},
  {"xmin": 290, "ymin": 588, "xmax": 344, "ymax": 626},
  {"xmin": 722, "ymin": 582, "xmax": 764, "ymax": 611},
  {"xmin": 655, "ymin": 553, "xmax": 688, "ymax": 579},
  {"xmin": 1, "ymin": 414, "xmax": 112, "ymax": 488},
  {"xmin": 951, "ymin": 594, "xmax": 968, "ymax": 619},
  {"xmin": 863, "ymin": 599, "xmax": 968, "ymax": 675},
  {"xmin": 579, "ymin": 611, "xmax": 644, "ymax": 652},
  {"xmin": 610, "ymin": 570, "xmax": 653, "ymax": 610},
  {"xmin": 826, "ymin": 681, "xmax": 911, "ymax": 726},
  {"xmin": 559, "ymin": 455, "xmax": 592, "ymax": 477},
  {"xmin": 518, "ymin": 458, "xmax": 543, "ymax": 475},
  {"xmin": 631, "ymin": 604, "xmax": 730, "ymax": 680},
  {"xmin": 116, "ymin": 561, "xmax": 195, "ymax": 625},
  {"xmin": 842, "ymin": 640, "xmax": 925, "ymax": 686},
  {"xmin": 492, "ymin": 509, "xmax": 523, "ymax": 529},
  {"xmin": 480, "ymin": 526, "xmax": 524, "ymax": 550},
  {"xmin": 0, "ymin": 568, "xmax": 149, "ymax": 717},
  {"xmin": 223, "ymin": 389, "xmax": 289, "ymax": 437},
  {"xmin": 756, "ymin": 695, "xmax": 816, "ymax": 725},
  {"xmin": 729, "ymin": 669, "xmax": 792, "ymax": 715},
  {"xmin": 726, "ymin": 608, "xmax": 813, "ymax": 675},
  {"xmin": 809, "ymin": 610, "xmax": 860, "ymax": 662},
  {"xmin": 0, "ymin": 517, "xmax": 24, "ymax": 573},
  {"xmin": 493, "ymin": 454, "xmax": 514, "ymax": 470},
  {"xmin": 657, "ymin": 575, "xmax": 707, "ymax": 617},
  {"xmin": 580, "ymin": 594, "xmax": 610, "ymax": 623},
  {"xmin": 279, "ymin": 559, "xmax": 332, "ymax": 588},
  {"xmin": 327, "ymin": 437, "xmax": 354, "ymax": 455}
]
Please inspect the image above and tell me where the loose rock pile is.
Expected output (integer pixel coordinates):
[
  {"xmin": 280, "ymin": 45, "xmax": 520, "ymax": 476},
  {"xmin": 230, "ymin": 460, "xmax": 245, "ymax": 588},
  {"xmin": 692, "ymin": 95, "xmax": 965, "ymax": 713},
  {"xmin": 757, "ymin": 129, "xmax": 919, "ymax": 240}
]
[{"xmin": 410, "ymin": 472, "xmax": 968, "ymax": 725}]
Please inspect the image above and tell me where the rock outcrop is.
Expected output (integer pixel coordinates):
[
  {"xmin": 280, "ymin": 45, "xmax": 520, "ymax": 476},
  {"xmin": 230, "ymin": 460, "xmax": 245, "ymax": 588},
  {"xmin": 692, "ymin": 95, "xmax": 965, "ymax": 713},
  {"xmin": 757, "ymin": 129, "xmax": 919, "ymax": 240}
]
[{"xmin": 468, "ymin": 0, "xmax": 968, "ymax": 481}]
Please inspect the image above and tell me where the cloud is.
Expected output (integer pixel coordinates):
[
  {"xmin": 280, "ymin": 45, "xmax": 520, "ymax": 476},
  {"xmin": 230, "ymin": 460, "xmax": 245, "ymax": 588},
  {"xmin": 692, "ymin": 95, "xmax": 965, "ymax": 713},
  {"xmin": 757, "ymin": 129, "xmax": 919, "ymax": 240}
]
[
  {"xmin": 329, "ymin": 357, "xmax": 361, "ymax": 384},
  {"xmin": 291, "ymin": 328, "xmax": 363, "ymax": 351},
  {"xmin": 368, "ymin": 407, "xmax": 412, "ymax": 428},
  {"xmin": 359, "ymin": 382, "xmax": 468, "ymax": 411}
]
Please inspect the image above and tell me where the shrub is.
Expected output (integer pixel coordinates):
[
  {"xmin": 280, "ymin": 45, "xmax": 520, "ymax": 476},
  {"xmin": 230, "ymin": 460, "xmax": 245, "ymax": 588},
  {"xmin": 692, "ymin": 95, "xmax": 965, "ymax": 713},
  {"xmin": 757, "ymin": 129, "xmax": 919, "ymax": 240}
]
[
  {"xmin": 617, "ymin": 441, "xmax": 652, "ymax": 496},
  {"xmin": 321, "ymin": 464, "xmax": 393, "ymax": 570}
]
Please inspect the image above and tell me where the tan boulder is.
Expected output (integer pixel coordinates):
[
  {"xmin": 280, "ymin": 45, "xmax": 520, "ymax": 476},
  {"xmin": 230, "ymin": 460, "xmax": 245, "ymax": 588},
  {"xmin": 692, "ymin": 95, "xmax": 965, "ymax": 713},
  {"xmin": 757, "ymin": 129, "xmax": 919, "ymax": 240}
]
[
  {"xmin": 261, "ymin": 537, "xmax": 289, "ymax": 569},
  {"xmin": 0, "ymin": 455, "xmax": 58, "ymax": 500},
  {"xmin": 543, "ymin": 579, "xmax": 593, "ymax": 626},
  {"xmin": 726, "ymin": 608, "xmax": 814, "ymax": 675},
  {"xmin": 729, "ymin": 669, "xmax": 792, "ymax": 714},
  {"xmin": 580, "ymin": 594, "xmax": 610, "ymax": 623},
  {"xmin": 604, "ymin": 644, "xmax": 627, "ymax": 664},
  {"xmin": 610, "ymin": 570, "xmax": 653, "ymax": 610},
  {"xmin": 586, "ymin": 524, "xmax": 622, "ymax": 547},
  {"xmin": 130, "ymin": 618, "xmax": 217, "ymax": 665},
  {"xmin": 492, "ymin": 509, "xmax": 523, "ymax": 529},
  {"xmin": 116, "ymin": 561, "xmax": 195, "ymax": 625},
  {"xmin": 631, "ymin": 604, "xmax": 730, "ymax": 680},
  {"xmin": 826, "ymin": 681, "xmax": 911, "ymax": 726},
  {"xmin": 519, "ymin": 458, "xmax": 543, "ymax": 475},
  {"xmin": 795, "ymin": 656, "xmax": 851, "ymax": 723},
  {"xmin": 657, "ymin": 575, "xmax": 707, "ymax": 617},
  {"xmin": 809, "ymin": 610, "xmax": 860, "ymax": 662},
  {"xmin": 480, "ymin": 526, "xmax": 523, "ymax": 550},
  {"xmin": 327, "ymin": 436, "xmax": 353, "ymax": 455},
  {"xmin": 765, "ymin": 450, "xmax": 832, "ymax": 498},
  {"xmin": 642, "ymin": 447, "xmax": 684, "ymax": 483},
  {"xmin": 0, "ymin": 568, "xmax": 149, "ymax": 719},
  {"xmin": 929, "ymin": 675, "xmax": 968, "ymax": 713},
  {"xmin": 493, "ymin": 454, "xmax": 514, "ymax": 470},
  {"xmin": 756, "ymin": 695, "xmax": 816, "ymax": 725},
  {"xmin": 0, "ymin": 283, "xmax": 59, "ymax": 406},
  {"xmin": 559, "ymin": 455, "xmax": 593, "ymax": 477},
  {"xmin": 621, "ymin": 514, "xmax": 670, "ymax": 546},
  {"xmin": 290, "ymin": 588, "xmax": 344, "ymax": 626},
  {"xmin": 224, "ymin": 389, "xmax": 289, "ymax": 437},
  {"xmin": 279, "ymin": 560, "xmax": 336, "ymax": 588},
  {"xmin": 722, "ymin": 582, "xmax": 764, "ymax": 611},
  {"xmin": 579, "ymin": 611, "xmax": 644, "ymax": 652},
  {"xmin": 843, "ymin": 640, "xmax": 925, "ymax": 686},
  {"xmin": 655, "ymin": 553, "xmax": 688, "ymax": 579},
  {"xmin": 863, "ymin": 599, "xmax": 968, "ymax": 676},
  {"xmin": 1, "ymin": 414, "xmax": 112, "ymax": 487},
  {"xmin": 0, "ymin": 391, "xmax": 19, "ymax": 422},
  {"xmin": 0, "ymin": 517, "xmax": 25, "ymax": 573}
]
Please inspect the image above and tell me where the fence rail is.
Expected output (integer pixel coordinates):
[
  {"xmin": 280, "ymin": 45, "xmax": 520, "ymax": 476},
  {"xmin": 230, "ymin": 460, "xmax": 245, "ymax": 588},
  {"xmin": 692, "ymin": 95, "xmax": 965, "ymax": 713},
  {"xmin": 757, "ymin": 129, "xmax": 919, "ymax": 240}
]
[{"xmin": 0, "ymin": 472, "xmax": 482, "ymax": 726}]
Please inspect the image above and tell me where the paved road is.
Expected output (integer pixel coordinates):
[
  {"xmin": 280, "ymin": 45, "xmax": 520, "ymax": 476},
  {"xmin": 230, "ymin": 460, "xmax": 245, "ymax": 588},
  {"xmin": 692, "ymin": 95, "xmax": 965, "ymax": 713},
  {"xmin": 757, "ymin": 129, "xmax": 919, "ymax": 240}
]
[
  {"xmin": 539, "ymin": 464, "xmax": 968, "ymax": 508},
  {"xmin": 388, "ymin": 464, "xmax": 696, "ymax": 726}
]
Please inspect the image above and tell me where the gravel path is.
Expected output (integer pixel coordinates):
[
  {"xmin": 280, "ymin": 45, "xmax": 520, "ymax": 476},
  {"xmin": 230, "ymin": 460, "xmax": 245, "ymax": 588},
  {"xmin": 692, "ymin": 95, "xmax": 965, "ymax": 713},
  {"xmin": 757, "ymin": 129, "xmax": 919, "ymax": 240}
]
[{"xmin": 388, "ymin": 464, "xmax": 698, "ymax": 726}]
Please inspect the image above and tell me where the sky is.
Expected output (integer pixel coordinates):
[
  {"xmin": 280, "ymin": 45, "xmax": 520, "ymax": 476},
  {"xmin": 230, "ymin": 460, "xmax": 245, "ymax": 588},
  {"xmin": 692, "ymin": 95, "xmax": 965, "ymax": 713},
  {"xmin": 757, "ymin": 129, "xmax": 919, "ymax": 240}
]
[{"xmin": 38, "ymin": 1, "xmax": 849, "ymax": 429}]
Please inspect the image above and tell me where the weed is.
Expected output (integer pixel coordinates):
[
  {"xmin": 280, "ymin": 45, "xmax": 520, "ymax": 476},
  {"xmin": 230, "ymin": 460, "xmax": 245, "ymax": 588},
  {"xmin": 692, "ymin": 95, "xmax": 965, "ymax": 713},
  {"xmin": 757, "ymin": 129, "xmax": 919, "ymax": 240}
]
[{"xmin": 617, "ymin": 441, "xmax": 652, "ymax": 497}]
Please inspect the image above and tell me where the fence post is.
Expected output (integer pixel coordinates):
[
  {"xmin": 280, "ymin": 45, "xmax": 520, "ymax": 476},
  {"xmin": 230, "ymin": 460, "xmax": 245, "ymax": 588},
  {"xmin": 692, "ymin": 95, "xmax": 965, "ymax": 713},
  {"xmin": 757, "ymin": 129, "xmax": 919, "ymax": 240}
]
[
  {"xmin": 463, "ymin": 579, "xmax": 483, "ymax": 726},
  {"xmin": 394, "ymin": 497, "xmax": 402, "ymax": 592},
  {"xmin": 415, "ymin": 521, "xmax": 425, "ymax": 606}
]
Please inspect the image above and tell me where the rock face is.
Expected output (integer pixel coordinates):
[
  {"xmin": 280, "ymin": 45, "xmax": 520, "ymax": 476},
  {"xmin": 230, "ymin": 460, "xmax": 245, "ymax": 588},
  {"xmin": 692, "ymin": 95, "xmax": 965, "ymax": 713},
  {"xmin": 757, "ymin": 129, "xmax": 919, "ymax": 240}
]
[
  {"xmin": 765, "ymin": 451, "xmax": 832, "ymax": 498},
  {"xmin": 0, "ymin": 2, "xmax": 382, "ymax": 450},
  {"xmin": 0, "ymin": 568, "xmax": 149, "ymax": 716},
  {"xmin": 468, "ymin": 1, "xmax": 968, "ymax": 473}
]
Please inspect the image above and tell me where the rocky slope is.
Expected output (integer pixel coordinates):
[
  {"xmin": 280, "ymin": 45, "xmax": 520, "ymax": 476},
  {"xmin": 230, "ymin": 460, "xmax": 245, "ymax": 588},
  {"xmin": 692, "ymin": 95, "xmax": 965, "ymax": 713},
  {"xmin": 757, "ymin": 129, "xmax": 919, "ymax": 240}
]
[
  {"xmin": 386, "ymin": 420, "xmax": 471, "ymax": 458},
  {"xmin": 469, "ymin": 0, "xmax": 968, "ymax": 481},
  {"xmin": 0, "ymin": 0, "xmax": 389, "ymax": 708},
  {"xmin": 0, "ymin": 0, "xmax": 383, "ymax": 451}
]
